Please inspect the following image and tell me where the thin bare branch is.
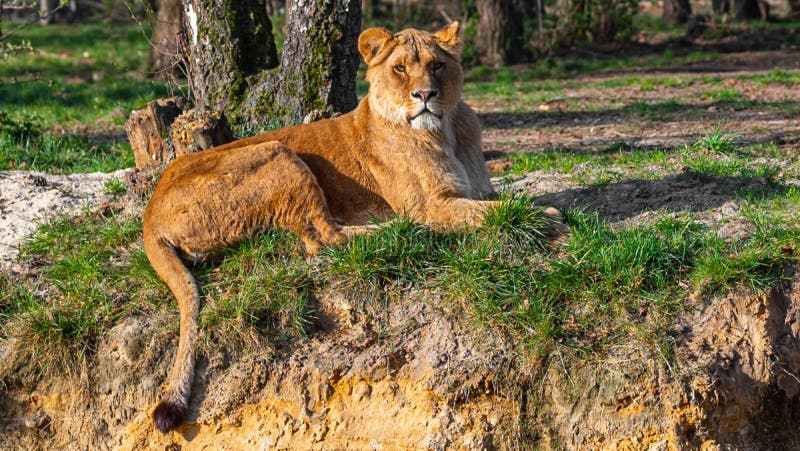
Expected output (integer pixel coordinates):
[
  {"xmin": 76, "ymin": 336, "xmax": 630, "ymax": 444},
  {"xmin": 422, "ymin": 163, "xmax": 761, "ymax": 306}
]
[{"xmin": 0, "ymin": 4, "xmax": 65, "ymax": 41}]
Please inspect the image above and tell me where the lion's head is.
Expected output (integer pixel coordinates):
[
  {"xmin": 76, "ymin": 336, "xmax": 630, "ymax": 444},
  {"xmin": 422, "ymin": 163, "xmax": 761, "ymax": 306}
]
[{"xmin": 358, "ymin": 22, "xmax": 464, "ymax": 132}]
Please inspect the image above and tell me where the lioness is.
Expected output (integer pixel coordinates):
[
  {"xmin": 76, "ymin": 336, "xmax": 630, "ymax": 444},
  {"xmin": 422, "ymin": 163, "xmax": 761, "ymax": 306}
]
[{"xmin": 145, "ymin": 21, "xmax": 556, "ymax": 433}]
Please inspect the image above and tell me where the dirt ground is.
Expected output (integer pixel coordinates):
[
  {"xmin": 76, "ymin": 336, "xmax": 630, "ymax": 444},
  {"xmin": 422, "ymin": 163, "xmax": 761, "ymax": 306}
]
[
  {"xmin": 478, "ymin": 49, "xmax": 800, "ymax": 150},
  {"xmin": 472, "ymin": 47, "xmax": 800, "ymax": 230}
]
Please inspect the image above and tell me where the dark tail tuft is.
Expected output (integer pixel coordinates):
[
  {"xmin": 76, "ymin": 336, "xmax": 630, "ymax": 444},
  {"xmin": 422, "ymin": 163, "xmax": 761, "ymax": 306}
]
[{"xmin": 152, "ymin": 399, "xmax": 188, "ymax": 434}]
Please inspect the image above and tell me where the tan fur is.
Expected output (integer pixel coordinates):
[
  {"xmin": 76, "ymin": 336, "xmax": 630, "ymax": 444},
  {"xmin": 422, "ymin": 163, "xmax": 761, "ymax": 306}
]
[{"xmin": 145, "ymin": 22, "xmax": 509, "ymax": 433}]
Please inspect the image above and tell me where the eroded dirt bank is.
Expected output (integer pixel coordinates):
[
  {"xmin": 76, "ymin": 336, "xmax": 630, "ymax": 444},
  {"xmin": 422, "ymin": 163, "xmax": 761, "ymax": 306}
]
[{"xmin": 3, "ymin": 282, "xmax": 800, "ymax": 449}]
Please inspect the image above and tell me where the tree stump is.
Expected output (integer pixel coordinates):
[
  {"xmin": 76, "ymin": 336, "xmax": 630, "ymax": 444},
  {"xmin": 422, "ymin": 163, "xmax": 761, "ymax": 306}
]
[
  {"xmin": 126, "ymin": 98, "xmax": 234, "ymax": 169},
  {"xmin": 171, "ymin": 109, "xmax": 234, "ymax": 155},
  {"xmin": 124, "ymin": 97, "xmax": 188, "ymax": 168}
]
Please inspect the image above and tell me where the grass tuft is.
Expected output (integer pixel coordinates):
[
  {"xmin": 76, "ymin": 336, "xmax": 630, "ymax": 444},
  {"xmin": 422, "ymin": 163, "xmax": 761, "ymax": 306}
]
[
  {"xmin": 481, "ymin": 196, "xmax": 550, "ymax": 251},
  {"xmin": 324, "ymin": 218, "xmax": 434, "ymax": 285},
  {"xmin": 690, "ymin": 130, "xmax": 738, "ymax": 155},
  {"xmin": 103, "ymin": 177, "xmax": 128, "ymax": 195}
]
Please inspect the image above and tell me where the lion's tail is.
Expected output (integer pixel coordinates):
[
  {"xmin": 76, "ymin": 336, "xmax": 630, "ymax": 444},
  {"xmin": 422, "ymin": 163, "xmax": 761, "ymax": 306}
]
[{"xmin": 144, "ymin": 230, "xmax": 200, "ymax": 434}]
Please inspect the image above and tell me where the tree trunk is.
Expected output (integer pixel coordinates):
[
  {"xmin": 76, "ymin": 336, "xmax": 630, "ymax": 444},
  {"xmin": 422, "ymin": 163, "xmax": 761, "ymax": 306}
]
[
  {"xmin": 712, "ymin": 0, "xmax": 729, "ymax": 14},
  {"xmin": 475, "ymin": 0, "xmax": 503, "ymax": 67},
  {"xmin": 790, "ymin": 0, "xmax": 800, "ymax": 17},
  {"xmin": 273, "ymin": 0, "xmax": 362, "ymax": 124},
  {"xmin": 712, "ymin": 0, "xmax": 767, "ymax": 18},
  {"xmin": 362, "ymin": 0, "xmax": 372, "ymax": 20},
  {"xmin": 39, "ymin": 0, "xmax": 57, "ymax": 24},
  {"xmin": 182, "ymin": 0, "xmax": 279, "ymax": 117},
  {"xmin": 662, "ymin": 0, "xmax": 691, "ymax": 23},
  {"xmin": 733, "ymin": 0, "xmax": 768, "ymax": 19},
  {"xmin": 181, "ymin": 0, "xmax": 361, "ymax": 130},
  {"xmin": 475, "ymin": 0, "xmax": 533, "ymax": 67},
  {"xmin": 149, "ymin": 0, "xmax": 185, "ymax": 79}
]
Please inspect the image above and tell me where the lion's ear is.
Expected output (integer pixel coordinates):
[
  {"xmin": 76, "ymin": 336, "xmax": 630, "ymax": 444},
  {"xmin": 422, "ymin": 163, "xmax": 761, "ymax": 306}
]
[
  {"xmin": 359, "ymin": 27, "xmax": 393, "ymax": 65},
  {"xmin": 434, "ymin": 21, "xmax": 462, "ymax": 54}
]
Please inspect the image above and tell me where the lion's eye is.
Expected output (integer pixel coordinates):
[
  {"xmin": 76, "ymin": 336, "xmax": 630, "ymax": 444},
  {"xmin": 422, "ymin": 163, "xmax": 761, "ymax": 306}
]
[
  {"xmin": 432, "ymin": 62, "xmax": 445, "ymax": 71},
  {"xmin": 394, "ymin": 65, "xmax": 406, "ymax": 73}
]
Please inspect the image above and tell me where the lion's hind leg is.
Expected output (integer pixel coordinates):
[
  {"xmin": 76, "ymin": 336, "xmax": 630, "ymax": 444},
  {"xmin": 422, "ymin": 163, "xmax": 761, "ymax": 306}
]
[{"xmin": 260, "ymin": 142, "xmax": 348, "ymax": 256}]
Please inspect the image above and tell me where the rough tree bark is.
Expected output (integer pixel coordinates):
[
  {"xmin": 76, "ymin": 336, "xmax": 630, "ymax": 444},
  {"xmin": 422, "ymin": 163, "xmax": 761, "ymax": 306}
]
[
  {"xmin": 662, "ymin": 0, "xmax": 691, "ymax": 24},
  {"xmin": 273, "ymin": 0, "xmax": 361, "ymax": 124},
  {"xmin": 182, "ymin": 0, "xmax": 361, "ymax": 130},
  {"xmin": 182, "ymin": 0, "xmax": 279, "ymax": 117},
  {"xmin": 149, "ymin": 0, "xmax": 185, "ymax": 79},
  {"xmin": 475, "ymin": 0, "xmax": 534, "ymax": 67},
  {"xmin": 125, "ymin": 97, "xmax": 189, "ymax": 168}
]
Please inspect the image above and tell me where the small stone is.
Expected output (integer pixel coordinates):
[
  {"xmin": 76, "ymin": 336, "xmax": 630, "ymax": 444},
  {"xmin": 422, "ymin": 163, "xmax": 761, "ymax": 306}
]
[{"xmin": 352, "ymin": 380, "xmax": 371, "ymax": 402}]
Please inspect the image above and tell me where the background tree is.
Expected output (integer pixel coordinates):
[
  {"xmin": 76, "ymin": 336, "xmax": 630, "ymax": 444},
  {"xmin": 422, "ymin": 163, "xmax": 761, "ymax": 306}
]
[
  {"xmin": 475, "ymin": 0, "xmax": 535, "ymax": 67},
  {"xmin": 712, "ymin": 0, "xmax": 769, "ymax": 19},
  {"xmin": 148, "ymin": 0, "xmax": 184, "ymax": 79},
  {"xmin": 790, "ymin": 0, "xmax": 800, "ymax": 17},
  {"xmin": 662, "ymin": 0, "xmax": 691, "ymax": 24}
]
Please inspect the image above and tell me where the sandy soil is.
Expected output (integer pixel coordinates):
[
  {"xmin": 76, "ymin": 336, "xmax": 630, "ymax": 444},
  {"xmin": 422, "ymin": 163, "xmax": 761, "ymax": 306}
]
[{"xmin": 0, "ymin": 169, "xmax": 131, "ymax": 273}]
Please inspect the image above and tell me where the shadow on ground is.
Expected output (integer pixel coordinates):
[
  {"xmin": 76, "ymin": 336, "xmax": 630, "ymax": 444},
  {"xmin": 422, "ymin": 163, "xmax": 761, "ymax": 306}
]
[
  {"xmin": 530, "ymin": 170, "xmax": 786, "ymax": 222},
  {"xmin": 479, "ymin": 100, "xmax": 800, "ymax": 131}
]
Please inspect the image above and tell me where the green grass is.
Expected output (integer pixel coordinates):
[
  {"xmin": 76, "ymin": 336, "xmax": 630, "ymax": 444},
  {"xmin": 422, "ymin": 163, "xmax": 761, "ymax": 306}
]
[
  {"xmin": 0, "ymin": 129, "xmax": 134, "ymax": 173},
  {"xmin": 500, "ymin": 130, "xmax": 793, "ymax": 189},
  {"xmin": 462, "ymin": 48, "xmax": 728, "ymax": 86},
  {"xmin": 700, "ymin": 88, "xmax": 741, "ymax": 102},
  {"xmin": 3, "ymin": 211, "xmax": 150, "ymax": 371},
  {"xmin": 0, "ymin": 24, "xmax": 166, "ymax": 173},
  {"xmin": 675, "ymin": 131, "xmax": 785, "ymax": 185},
  {"xmin": 4, "ymin": 193, "xmax": 800, "ymax": 373},
  {"xmin": 103, "ymin": 177, "xmax": 128, "ymax": 195},
  {"xmin": 505, "ymin": 146, "xmax": 670, "ymax": 180},
  {"xmin": 2, "ymin": 24, "xmax": 150, "ymax": 75},
  {"xmin": 625, "ymin": 100, "xmax": 683, "ymax": 119},
  {"xmin": 692, "ymin": 223, "xmax": 799, "ymax": 294},
  {"xmin": 739, "ymin": 69, "xmax": 800, "ymax": 86},
  {"xmin": 1, "ymin": 24, "xmax": 167, "ymax": 129}
]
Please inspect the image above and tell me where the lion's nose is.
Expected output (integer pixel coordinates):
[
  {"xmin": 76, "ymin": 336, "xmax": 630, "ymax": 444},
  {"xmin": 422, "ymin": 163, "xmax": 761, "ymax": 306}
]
[{"xmin": 411, "ymin": 89, "xmax": 438, "ymax": 102}]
